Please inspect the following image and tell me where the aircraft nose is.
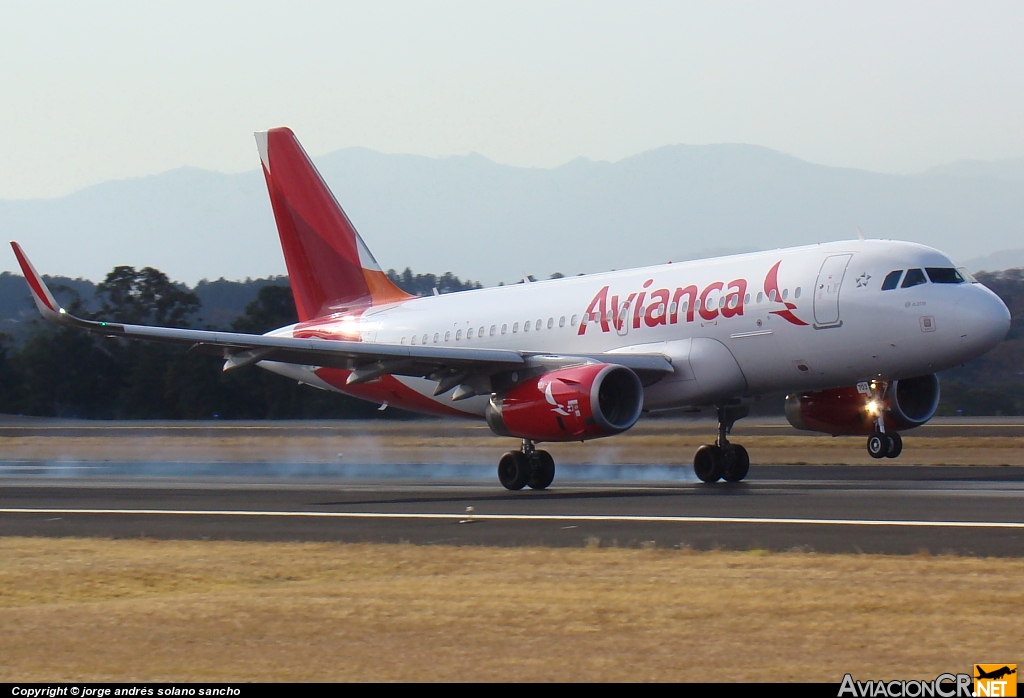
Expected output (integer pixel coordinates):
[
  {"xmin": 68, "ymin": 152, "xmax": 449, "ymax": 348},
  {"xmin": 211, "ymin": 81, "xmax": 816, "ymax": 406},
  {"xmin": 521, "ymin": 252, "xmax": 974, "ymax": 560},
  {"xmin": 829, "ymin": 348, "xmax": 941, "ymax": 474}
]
[{"xmin": 955, "ymin": 286, "xmax": 1010, "ymax": 353}]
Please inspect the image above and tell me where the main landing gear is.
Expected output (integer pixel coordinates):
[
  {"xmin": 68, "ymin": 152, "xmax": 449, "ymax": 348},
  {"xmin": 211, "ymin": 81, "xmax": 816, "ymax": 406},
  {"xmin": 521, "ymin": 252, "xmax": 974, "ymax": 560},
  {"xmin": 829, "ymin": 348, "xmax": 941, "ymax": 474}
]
[
  {"xmin": 498, "ymin": 439, "xmax": 555, "ymax": 491},
  {"xmin": 694, "ymin": 404, "xmax": 751, "ymax": 483}
]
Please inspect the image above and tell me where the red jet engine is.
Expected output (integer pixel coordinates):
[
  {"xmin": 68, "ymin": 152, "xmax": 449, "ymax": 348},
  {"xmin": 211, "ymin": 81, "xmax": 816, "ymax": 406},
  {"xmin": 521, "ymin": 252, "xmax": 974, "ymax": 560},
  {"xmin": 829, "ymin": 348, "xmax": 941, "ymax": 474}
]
[
  {"xmin": 486, "ymin": 363, "xmax": 644, "ymax": 442},
  {"xmin": 785, "ymin": 374, "xmax": 940, "ymax": 435}
]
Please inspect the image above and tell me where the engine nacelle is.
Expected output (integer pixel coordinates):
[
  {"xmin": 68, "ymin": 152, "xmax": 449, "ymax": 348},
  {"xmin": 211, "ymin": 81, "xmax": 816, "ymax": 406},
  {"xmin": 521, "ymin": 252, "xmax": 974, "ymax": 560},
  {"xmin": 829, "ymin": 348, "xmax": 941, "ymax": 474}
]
[
  {"xmin": 486, "ymin": 363, "xmax": 644, "ymax": 442},
  {"xmin": 785, "ymin": 374, "xmax": 940, "ymax": 435}
]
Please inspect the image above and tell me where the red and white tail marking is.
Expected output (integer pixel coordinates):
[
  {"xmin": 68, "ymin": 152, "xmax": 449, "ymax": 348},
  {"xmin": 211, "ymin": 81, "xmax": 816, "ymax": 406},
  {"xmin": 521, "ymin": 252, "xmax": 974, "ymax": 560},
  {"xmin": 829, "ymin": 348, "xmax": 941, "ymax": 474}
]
[{"xmin": 256, "ymin": 128, "xmax": 412, "ymax": 322}]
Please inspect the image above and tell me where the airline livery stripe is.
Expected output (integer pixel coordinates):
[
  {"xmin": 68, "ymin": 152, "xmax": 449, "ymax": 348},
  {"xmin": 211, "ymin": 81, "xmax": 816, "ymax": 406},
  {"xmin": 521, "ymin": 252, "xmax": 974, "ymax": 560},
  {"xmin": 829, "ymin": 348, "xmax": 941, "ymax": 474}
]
[{"xmin": 1, "ymin": 508, "xmax": 1022, "ymax": 529}]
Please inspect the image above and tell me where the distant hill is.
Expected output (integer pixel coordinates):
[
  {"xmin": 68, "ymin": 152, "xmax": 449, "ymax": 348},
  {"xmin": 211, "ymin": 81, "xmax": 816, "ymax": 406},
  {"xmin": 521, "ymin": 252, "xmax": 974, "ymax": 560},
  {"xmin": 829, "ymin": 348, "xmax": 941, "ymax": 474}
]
[
  {"xmin": 925, "ymin": 157, "xmax": 1024, "ymax": 182},
  {"xmin": 963, "ymin": 249, "xmax": 1024, "ymax": 273},
  {"xmin": 2, "ymin": 144, "xmax": 1023, "ymax": 286}
]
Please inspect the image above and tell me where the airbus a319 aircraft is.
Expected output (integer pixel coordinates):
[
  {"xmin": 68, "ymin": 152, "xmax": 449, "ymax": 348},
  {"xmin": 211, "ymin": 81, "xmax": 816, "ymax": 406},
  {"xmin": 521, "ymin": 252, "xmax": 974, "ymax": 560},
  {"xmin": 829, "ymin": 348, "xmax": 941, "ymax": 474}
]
[{"xmin": 11, "ymin": 128, "xmax": 1011, "ymax": 489}]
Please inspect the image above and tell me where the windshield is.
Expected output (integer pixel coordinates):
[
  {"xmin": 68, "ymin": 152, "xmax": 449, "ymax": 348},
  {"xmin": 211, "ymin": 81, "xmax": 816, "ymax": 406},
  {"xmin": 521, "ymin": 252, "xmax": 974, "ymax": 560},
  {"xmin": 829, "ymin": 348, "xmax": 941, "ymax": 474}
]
[
  {"xmin": 926, "ymin": 268, "xmax": 965, "ymax": 284},
  {"xmin": 901, "ymin": 268, "xmax": 927, "ymax": 288}
]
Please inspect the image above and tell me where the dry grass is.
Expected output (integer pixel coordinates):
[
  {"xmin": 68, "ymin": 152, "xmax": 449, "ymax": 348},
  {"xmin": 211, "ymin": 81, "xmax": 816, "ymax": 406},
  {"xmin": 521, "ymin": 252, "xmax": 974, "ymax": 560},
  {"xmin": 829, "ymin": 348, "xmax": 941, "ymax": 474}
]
[
  {"xmin": 4, "ymin": 432, "xmax": 1024, "ymax": 466},
  {"xmin": 0, "ymin": 537, "xmax": 1020, "ymax": 681},
  {"xmin": 6, "ymin": 429, "xmax": 1024, "ymax": 462}
]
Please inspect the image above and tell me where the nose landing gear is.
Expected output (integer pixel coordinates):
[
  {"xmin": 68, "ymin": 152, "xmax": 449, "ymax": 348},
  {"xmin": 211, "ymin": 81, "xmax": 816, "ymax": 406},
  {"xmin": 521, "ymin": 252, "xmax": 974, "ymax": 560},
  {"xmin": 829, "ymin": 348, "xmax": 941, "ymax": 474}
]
[
  {"xmin": 694, "ymin": 404, "xmax": 751, "ymax": 483},
  {"xmin": 867, "ymin": 430, "xmax": 902, "ymax": 459},
  {"xmin": 498, "ymin": 439, "xmax": 555, "ymax": 490},
  {"xmin": 864, "ymin": 383, "xmax": 903, "ymax": 459}
]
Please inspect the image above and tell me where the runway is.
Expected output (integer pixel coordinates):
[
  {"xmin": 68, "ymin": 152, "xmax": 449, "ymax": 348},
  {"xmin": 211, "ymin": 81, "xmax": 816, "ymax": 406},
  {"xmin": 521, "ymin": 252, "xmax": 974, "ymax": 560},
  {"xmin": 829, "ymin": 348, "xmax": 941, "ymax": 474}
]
[{"xmin": 2, "ymin": 464, "xmax": 1023, "ymax": 555}]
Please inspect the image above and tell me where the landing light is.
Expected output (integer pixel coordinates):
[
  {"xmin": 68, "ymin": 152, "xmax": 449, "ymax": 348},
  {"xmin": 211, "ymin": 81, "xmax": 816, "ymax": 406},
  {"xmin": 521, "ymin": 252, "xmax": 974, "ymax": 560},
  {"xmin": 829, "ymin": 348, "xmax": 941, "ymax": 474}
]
[{"xmin": 866, "ymin": 400, "xmax": 882, "ymax": 416}]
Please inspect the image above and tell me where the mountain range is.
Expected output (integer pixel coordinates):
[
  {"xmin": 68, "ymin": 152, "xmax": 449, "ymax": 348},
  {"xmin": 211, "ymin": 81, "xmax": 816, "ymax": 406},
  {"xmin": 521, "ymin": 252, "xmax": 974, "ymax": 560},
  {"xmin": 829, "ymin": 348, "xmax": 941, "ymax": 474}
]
[{"xmin": 1, "ymin": 146, "xmax": 1023, "ymax": 285}]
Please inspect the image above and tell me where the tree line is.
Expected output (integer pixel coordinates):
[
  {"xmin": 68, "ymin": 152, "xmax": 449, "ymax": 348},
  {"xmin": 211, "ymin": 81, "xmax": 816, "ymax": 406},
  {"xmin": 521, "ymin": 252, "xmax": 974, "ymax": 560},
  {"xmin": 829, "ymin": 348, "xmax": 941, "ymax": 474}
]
[
  {"xmin": 0, "ymin": 265, "xmax": 1022, "ymax": 418},
  {"xmin": 0, "ymin": 267, "xmax": 480, "ymax": 419}
]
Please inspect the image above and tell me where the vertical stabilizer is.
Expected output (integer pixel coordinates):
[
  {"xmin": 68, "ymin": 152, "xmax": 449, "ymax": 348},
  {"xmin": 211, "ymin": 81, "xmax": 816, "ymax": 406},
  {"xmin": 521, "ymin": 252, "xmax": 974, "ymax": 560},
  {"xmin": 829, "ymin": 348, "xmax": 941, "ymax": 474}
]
[{"xmin": 256, "ymin": 127, "xmax": 412, "ymax": 321}]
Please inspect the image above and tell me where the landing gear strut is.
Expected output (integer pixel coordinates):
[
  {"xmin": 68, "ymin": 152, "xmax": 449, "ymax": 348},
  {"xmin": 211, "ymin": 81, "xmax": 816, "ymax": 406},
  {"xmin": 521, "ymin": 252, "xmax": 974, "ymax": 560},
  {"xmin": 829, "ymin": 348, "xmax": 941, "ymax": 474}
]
[
  {"xmin": 498, "ymin": 439, "xmax": 555, "ymax": 491},
  {"xmin": 694, "ymin": 404, "xmax": 751, "ymax": 483}
]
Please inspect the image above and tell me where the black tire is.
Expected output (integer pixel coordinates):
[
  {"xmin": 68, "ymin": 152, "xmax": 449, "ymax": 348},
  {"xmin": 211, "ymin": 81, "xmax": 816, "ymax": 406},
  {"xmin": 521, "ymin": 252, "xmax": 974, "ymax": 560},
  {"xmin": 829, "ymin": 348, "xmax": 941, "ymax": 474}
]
[
  {"xmin": 867, "ymin": 432, "xmax": 889, "ymax": 459},
  {"xmin": 498, "ymin": 451, "xmax": 531, "ymax": 490},
  {"xmin": 722, "ymin": 444, "xmax": 750, "ymax": 482},
  {"xmin": 885, "ymin": 432, "xmax": 903, "ymax": 459},
  {"xmin": 528, "ymin": 450, "xmax": 556, "ymax": 490},
  {"xmin": 693, "ymin": 444, "xmax": 724, "ymax": 483}
]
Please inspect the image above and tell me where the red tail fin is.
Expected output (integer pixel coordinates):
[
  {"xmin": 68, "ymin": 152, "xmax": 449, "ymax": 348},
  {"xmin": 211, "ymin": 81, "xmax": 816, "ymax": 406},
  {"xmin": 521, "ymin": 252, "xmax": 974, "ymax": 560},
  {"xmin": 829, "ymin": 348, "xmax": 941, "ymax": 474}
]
[{"xmin": 255, "ymin": 127, "xmax": 412, "ymax": 321}]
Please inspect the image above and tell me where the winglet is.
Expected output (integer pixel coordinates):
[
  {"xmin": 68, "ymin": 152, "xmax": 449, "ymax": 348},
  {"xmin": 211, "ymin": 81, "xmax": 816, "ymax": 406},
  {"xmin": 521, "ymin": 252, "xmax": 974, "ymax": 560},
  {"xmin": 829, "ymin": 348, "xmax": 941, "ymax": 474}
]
[{"xmin": 10, "ymin": 242, "xmax": 66, "ymax": 323}]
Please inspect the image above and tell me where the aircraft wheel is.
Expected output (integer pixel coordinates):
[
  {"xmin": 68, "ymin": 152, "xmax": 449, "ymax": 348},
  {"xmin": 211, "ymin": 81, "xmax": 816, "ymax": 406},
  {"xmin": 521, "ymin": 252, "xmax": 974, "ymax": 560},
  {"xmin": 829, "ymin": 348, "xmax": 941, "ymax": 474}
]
[
  {"xmin": 885, "ymin": 432, "xmax": 903, "ymax": 459},
  {"xmin": 498, "ymin": 451, "xmax": 532, "ymax": 490},
  {"xmin": 527, "ymin": 450, "xmax": 555, "ymax": 490},
  {"xmin": 867, "ymin": 432, "xmax": 890, "ymax": 459},
  {"xmin": 722, "ymin": 444, "xmax": 750, "ymax": 482},
  {"xmin": 694, "ymin": 444, "xmax": 724, "ymax": 483}
]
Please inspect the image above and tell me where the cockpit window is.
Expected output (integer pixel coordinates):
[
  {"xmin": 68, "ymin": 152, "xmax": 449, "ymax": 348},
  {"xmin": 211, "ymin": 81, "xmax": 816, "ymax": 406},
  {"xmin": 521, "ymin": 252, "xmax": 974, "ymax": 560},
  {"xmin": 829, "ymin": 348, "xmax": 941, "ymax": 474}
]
[
  {"xmin": 881, "ymin": 270, "xmax": 903, "ymax": 290},
  {"xmin": 958, "ymin": 267, "xmax": 978, "ymax": 283},
  {"xmin": 925, "ymin": 268, "xmax": 965, "ymax": 284},
  {"xmin": 901, "ymin": 268, "xmax": 927, "ymax": 288}
]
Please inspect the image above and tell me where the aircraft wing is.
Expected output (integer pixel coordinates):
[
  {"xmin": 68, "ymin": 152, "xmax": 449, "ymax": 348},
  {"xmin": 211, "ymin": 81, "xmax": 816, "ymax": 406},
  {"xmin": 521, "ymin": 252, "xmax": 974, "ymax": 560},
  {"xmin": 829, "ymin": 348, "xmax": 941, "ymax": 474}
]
[{"xmin": 11, "ymin": 242, "xmax": 673, "ymax": 398}]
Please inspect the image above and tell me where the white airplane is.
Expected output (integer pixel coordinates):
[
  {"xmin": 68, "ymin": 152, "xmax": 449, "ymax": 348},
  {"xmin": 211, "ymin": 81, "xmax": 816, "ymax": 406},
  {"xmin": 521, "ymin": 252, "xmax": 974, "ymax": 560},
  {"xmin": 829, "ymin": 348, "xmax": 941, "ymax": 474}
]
[{"xmin": 11, "ymin": 128, "xmax": 1011, "ymax": 489}]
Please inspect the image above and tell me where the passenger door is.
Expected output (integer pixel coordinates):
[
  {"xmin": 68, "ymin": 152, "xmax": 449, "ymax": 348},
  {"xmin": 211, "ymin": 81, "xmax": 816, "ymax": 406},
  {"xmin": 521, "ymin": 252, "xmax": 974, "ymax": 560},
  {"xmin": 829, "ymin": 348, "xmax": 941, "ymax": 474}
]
[{"xmin": 813, "ymin": 254, "xmax": 852, "ymax": 328}]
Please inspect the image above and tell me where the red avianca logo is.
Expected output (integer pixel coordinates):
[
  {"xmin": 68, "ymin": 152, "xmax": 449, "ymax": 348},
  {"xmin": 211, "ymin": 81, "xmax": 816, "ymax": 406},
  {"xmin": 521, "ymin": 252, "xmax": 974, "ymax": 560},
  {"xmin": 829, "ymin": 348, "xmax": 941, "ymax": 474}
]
[
  {"xmin": 577, "ymin": 260, "xmax": 806, "ymax": 335},
  {"xmin": 763, "ymin": 260, "xmax": 808, "ymax": 326}
]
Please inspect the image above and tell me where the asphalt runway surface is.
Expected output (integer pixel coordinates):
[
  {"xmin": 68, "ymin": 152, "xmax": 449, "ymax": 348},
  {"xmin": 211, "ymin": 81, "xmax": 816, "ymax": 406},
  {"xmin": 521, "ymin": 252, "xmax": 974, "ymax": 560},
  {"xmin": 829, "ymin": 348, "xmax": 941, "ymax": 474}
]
[{"xmin": 2, "ymin": 463, "xmax": 1023, "ymax": 556}]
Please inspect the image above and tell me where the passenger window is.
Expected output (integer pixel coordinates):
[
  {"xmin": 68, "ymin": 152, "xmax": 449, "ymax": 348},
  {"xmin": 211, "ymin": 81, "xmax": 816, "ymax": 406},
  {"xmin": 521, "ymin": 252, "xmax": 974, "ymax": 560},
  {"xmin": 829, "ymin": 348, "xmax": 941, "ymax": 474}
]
[
  {"xmin": 456, "ymin": 330, "xmax": 462, "ymax": 340},
  {"xmin": 901, "ymin": 268, "xmax": 927, "ymax": 288},
  {"xmin": 536, "ymin": 319, "xmax": 542, "ymax": 331},
  {"xmin": 433, "ymin": 333, "xmax": 440, "ymax": 343},
  {"xmin": 570, "ymin": 315, "xmax": 578, "ymax": 326},
  {"xmin": 501, "ymin": 324, "xmax": 507, "ymax": 334},
  {"xmin": 523, "ymin": 321, "xmax": 530, "ymax": 332},
  {"xmin": 478, "ymin": 326, "xmax": 485, "ymax": 338},
  {"xmin": 512, "ymin": 322, "xmax": 519, "ymax": 333},
  {"xmin": 547, "ymin": 318, "xmax": 554, "ymax": 329},
  {"xmin": 926, "ymin": 268, "xmax": 965, "ymax": 284},
  {"xmin": 559, "ymin": 316, "xmax": 565, "ymax": 327},
  {"xmin": 411, "ymin": 335, "xmax": 417, "ymax": 345},
  {"xmin": 881, "ymin": 271, "xmax": 903, "ymax": 290},
  {"xmin": 444, "ymin": 331, "xmax": 450, "ymax": 341},
  {"xmin": 467, "ymin": 328, "xmax": 474, "ymax": 339},
  {"xmin": 489, "ymin": 325, "xmax": 497, "ymax": 336}
]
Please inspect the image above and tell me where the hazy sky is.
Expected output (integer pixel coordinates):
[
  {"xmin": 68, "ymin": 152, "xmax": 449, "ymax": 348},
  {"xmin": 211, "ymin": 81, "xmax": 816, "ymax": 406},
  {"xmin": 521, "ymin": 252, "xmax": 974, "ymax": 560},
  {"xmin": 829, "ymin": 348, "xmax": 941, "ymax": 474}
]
[{"xmin": 1, "ymin": 1, "xmax": 1022, "ymax": 199}]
